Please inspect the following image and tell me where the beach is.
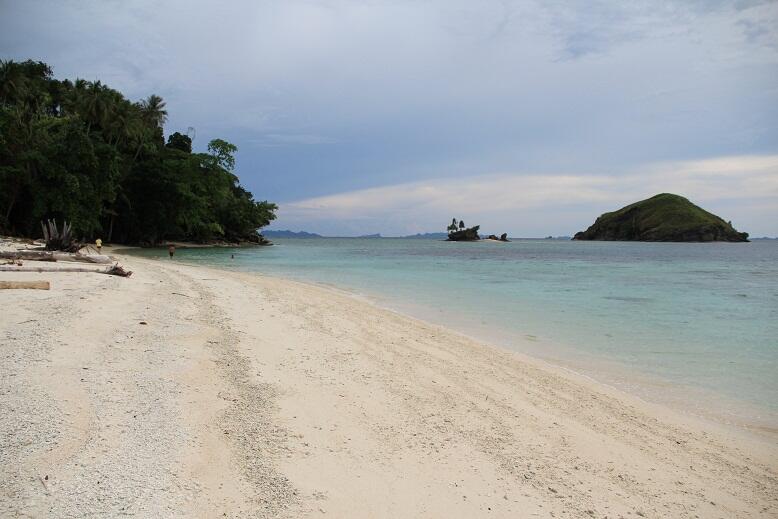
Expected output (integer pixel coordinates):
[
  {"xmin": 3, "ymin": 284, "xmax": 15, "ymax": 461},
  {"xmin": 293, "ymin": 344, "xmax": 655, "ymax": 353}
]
[{"xmin": 1, "ymin": 253, "xmax": 777, "ymax": 518}]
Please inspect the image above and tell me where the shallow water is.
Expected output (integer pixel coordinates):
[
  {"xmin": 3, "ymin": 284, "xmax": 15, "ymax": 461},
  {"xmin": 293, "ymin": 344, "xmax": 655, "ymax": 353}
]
[{"xmin": 129, "ymin": 238, "xmax": 778, "ymax": 429}]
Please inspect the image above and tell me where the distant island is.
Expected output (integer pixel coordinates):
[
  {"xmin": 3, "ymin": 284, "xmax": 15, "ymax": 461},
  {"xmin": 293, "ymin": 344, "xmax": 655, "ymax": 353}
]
[
  {"xmin": 573, "ymin": 193, "xmax": 749, "ymax": 242},
  {"xmin": 263, "ymin": 230, "xmax": 323, "ymax": 238},
  {"xmin": 403, "ymin": 232, "xmax": 449, "ymax": 239},
  {"xmin": 444, "ymin": 218, "xmax": 512, "ymax": 242}
]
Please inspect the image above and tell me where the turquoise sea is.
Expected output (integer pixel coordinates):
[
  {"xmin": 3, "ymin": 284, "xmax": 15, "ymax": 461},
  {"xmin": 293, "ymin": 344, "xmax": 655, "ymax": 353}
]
[{"xmin": 129, "ymin": 238, "xmax": 778, "ymax": 431}]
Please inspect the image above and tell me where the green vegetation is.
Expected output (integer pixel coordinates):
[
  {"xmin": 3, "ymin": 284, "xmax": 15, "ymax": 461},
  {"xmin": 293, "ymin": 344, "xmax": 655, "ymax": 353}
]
[
  {"xmin": 0, "ymin": 59, "xmax": 276, "ymax": 245},
  {"xmin": 446, "ymin": 218, "xmax": 480, "ymax": 241},
  {"xmin": 573, "ymin": 193, "xmax": 749, "ymax": 242}
]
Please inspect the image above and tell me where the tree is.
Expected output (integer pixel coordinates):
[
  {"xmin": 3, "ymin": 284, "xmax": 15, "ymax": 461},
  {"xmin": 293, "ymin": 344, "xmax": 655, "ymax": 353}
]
[
  {"xmin": 139, "ymin": 94, "xmax": 167, "ymax": 128},
  {"xmin": 0, "ymin": 59, "xmax": 276, "ymax": 244},
  {"xmin": 83, "ymin": 80, "xmax": 108, "ymax": 135},
  {"xmin": 0, "ymin": 60, "xmax": 26, "ymax": 106},
  {"xmin": 459, "ymin": 220, "xmax": 465, "ymax": 230},
  {"xmin": 207, "ymin": 138, "xmax": 237, "ymax": 170},
  {"xmin": 166, "ymin": 132, "xmax": 192, "ymax": 153},
  {"xmin": 447, "ymin": 218, "xmax": 459, "ymax": 233}
]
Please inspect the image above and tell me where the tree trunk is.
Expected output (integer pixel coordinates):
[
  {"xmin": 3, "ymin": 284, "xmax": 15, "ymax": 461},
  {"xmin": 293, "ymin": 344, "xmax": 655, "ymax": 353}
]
[
  {"xmin": 0, "ymin": 280, "xmax": 50, "ymax": 290},
  {"xmin": 108, "ymin": 214, "xmax": 115, "ymax": 243},
  {"xmin": 4, "ymin": 179, "xmax": 20, "ymax": 223},
  {"xmin": 0, "ymin": 251, "xmax": 113, "ymax": 264},
  {"xmin": 0, "ymin": 264, "xmax": 131, "ymax": 277}
]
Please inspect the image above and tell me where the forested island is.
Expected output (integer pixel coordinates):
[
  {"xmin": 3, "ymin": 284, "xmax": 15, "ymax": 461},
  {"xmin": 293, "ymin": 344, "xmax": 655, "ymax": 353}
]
[
  {"xmin": 0, "ymin": 60, "xmax": 276, "ymax": 245},
  {"xmin": 446, "ymin": 218, "xmax": 480, "ymax": 241},
  {"xmin": 263, "ymin": 230, "xmax": 323, "ymax": 238},
  {"xmin": 573, "ymin": 193, "xmax": 749, "ymax": 242}
]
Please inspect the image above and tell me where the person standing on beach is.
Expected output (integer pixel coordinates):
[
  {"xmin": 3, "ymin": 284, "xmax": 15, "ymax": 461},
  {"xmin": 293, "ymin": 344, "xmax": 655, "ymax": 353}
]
[
  {"xmin": 168, "ymin": 244, "xmax": 175, "ymax": 258},
  {"xmin": 95, "ymin": 238, "xmax": 102, "ymax": 253}
]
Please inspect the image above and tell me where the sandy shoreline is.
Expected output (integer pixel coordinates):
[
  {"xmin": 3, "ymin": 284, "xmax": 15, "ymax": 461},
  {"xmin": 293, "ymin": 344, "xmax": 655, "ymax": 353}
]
[{"xmin": 1, "ymin": 252, "xmax": 777, "ymax": 517}]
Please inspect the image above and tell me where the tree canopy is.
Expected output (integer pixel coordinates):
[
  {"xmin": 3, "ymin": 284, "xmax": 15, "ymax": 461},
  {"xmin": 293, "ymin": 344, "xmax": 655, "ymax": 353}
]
[{"xmin": 0, "ymin": 59, "xmax": 276, "ymax": 244}]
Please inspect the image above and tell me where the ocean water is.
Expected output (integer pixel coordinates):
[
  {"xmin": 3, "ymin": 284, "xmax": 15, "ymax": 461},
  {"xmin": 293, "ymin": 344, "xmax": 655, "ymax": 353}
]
[{"xmin": 128, "ymin": 238, "xmax": 778, "ymax": 430}]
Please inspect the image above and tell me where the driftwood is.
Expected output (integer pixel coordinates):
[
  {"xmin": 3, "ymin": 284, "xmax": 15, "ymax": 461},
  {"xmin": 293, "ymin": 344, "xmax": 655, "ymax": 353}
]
[
  {"xmin": 41, "ymin": 219, "xmax": 81, "ymax": 252},
  {"xmin": 0, "ymin": 262, "xmax": 132, "ymax": 277},
  {"xmin": 0, "ymin": 280, "xmax": 50, "ymax": 290},
  {"xmin": 0, "ymin": 251, "xmax": 112, "ymax": 264}
]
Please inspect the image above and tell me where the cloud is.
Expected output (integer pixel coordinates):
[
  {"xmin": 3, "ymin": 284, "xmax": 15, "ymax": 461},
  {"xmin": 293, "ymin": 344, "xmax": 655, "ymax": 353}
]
[
  {"xmin": 274, "ymin": 155, "xmax": 778, "ymax": 236},
  {"xmin": 247, "ymin": 133, "xmax": 338, "ymax": 147},
  {"xmin": 2, "ymin": 0, "xmax": 777, "ymax": 232}
]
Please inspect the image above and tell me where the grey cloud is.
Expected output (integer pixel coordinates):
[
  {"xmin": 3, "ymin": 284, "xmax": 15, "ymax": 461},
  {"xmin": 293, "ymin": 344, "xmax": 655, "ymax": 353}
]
[
  {"xmin": 248, "ymin": 133, "xmax": 339, "ymax": 147},
  {"xmin": 1, "ymin": 0, "xmax": 777, "ymax": 234}
]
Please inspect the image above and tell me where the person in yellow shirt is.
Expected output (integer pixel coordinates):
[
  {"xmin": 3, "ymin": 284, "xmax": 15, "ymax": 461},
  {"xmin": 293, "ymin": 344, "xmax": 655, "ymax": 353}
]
[{"xmin": 95, "ymin": 238, "xmax": 102, "ymax": 253}]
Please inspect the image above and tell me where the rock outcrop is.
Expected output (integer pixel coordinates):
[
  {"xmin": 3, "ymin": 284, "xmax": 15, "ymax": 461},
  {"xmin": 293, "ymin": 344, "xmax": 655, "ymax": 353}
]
[
  {"xmin": 447, "ymin": 226, "xmax": 481, "ymax": 241},
  {"xmin": 573, "ymin": 193, "xmax": 749, "ymax": 242},
  {"xmin": 485, "ymin": 233, "xmax": 510, "ymax": 242}
]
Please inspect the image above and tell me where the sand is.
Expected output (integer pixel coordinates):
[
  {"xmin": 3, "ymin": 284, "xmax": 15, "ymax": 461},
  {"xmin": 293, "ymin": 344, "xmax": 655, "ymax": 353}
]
[{"xmin": 1, "ymin": 252, "xmax": 776, "ymax": 518}]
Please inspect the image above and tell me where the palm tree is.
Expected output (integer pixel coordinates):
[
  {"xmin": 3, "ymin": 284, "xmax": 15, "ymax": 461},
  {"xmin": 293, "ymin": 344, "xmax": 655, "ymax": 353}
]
[
  {"xmin": 83, "ymin": 80, "xmax": 109, "ymax": 135},
  {"xmin": 103, "ymin": 92, "xmax": 135, "ymax": 148},
  {"xmin": 61, "ymin": 78, "xmax": 87, "ymax": 117},
  {"xmin": 139, "ymin": 94, "xmax": 167, "ymax": 128},
  {"xmin": 448, "ymin": 218, "xmax": 458, "ymax": 234},
  {"xmin": 130, "ymin": 95, "xmax": 166, "ymax": 162},
  {"xmin": 0, "ymin": 60, "xmax": 25, "ymax": 106}
]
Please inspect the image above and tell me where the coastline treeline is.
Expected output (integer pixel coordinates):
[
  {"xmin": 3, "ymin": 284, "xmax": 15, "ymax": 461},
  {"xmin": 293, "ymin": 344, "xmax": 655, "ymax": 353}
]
[{"xmin": 0, "ymin": 59, "xmax": 276, "ymax": 244}]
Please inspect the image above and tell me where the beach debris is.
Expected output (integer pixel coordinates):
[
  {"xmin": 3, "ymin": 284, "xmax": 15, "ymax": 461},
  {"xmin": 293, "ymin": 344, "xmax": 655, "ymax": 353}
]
[
  {"xmin": 139, "ymin": 321, "xmax": 148, "ymax": 325},
  {"xmin": 0, "ymin": 251, "xmax": 112, "ymax": 264},
  {"xmin": 105, "ymin": 263, "xmax": 133, "ymax": 277},
  {"xmin": 0, "ymin": 262, "xmax": 132, "ymax": 277},
  {"xmin": 41, "ymin": 219, "xmax": 82, "ymax": 252},
  {"xmin": 0, "ymin": 280, "xmax": 50, "ymax": 290}
]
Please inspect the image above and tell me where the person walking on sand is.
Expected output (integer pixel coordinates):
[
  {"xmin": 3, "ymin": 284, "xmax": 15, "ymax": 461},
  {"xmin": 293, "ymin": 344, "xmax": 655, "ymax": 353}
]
[
  {"xmin": 95, "ymin": 238, "xmax": 102, "ymax": 253},
  {"xmin": 168, "ymin": 244, "xmax": 176, "ymax": 259}
]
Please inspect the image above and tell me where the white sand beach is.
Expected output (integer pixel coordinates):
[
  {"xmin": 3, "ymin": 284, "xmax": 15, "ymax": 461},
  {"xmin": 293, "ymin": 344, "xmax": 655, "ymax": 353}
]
[{"xmin": 1, "ymin": 252, "xmax": 777, "ymax": 518}]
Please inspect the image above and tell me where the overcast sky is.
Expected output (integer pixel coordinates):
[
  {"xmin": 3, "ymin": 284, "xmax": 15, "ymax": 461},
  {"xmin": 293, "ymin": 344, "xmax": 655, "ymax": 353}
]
[{"xmin": 2, "ymin": 0, "xmax": 777, "ymax": 236}]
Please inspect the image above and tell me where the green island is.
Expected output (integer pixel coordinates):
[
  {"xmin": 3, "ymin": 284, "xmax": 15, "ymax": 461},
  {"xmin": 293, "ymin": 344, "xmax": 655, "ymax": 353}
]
[
  {"xmin": 573, "ymin": 193, "xmax": 749, "ymax": 242},
  {"xmin": 446, "ymin": 218, "xmax": 480, "ymax": 241},
  {"xmin": 0, "ymin": 60, "xmax": 276, "ymax": 246}
]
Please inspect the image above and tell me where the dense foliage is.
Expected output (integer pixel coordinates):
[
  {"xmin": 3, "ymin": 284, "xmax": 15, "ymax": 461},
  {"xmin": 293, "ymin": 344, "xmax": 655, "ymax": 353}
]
[
  {"xmin": 0, "ymin": 59, "xmax": 276, "ymax": 244},
  {"xmin": 573, "ymin": 193, "xmax": 749, "ymax": 242}
]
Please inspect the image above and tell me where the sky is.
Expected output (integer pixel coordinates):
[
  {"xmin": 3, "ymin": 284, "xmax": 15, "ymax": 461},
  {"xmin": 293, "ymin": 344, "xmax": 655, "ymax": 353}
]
[{"xmin": 2, "ymin": 0, "xmax": 777, "ymax": 236}]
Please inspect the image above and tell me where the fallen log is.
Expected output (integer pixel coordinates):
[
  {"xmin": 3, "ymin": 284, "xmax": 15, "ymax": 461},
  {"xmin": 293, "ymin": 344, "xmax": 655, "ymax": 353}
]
[
  {"xmin": 0, "ymin": 251, "xmax": 112, "ymax": 264},
  {"xmin": 0, "ymin": 280, "xmax": 50, "ymax": 290},
  {"xmin": 0, "ymin": 262, "xmax": 132, "ymax": 277}
]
